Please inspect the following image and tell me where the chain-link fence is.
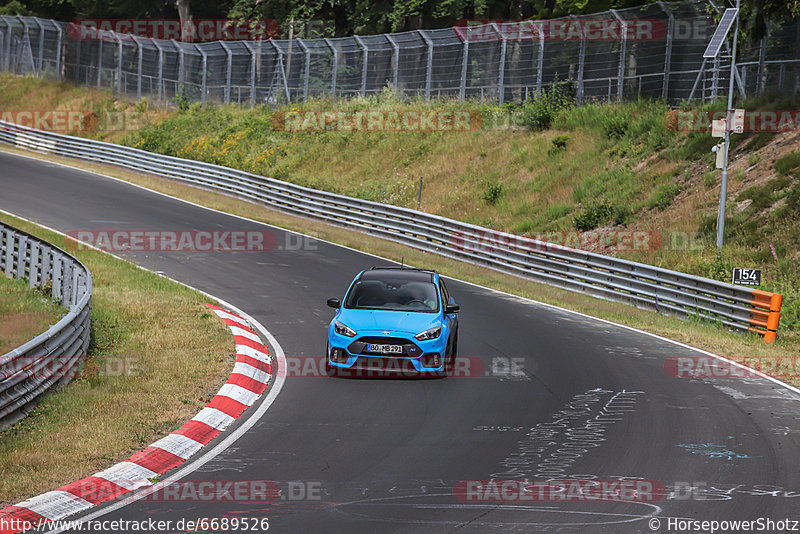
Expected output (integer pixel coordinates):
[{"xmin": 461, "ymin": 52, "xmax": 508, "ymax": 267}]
[{"xmin": 0, "ymin": 1, "xmax": 797, "ymax": 107}]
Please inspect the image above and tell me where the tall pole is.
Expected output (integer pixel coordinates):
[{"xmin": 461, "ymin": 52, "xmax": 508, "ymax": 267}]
[{"xmin": 716, "ymin": 0, "xmax": 740, "ymax": 250}]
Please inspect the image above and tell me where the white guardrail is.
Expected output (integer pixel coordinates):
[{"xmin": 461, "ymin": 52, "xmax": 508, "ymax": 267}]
[
  {"xmin": 0, "ymin": 119, "xmax": 783, "ymax": 343},
  {"xmin": 0, "ymin": 219, "xmax": 92, "ymax": 430}
]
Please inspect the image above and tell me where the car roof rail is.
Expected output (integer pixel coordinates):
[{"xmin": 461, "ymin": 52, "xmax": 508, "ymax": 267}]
[{"xmin": 368, "ymin": 265, "xmax": 437, "ymax": 274}]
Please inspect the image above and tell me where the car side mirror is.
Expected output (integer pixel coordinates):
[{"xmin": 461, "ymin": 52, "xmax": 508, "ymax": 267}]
[
  {"xmin": 445, "ymin": 303, "xmax": 460, "ymax": 314},
  {"xmin": 327, "ymin": 298, "xmax": 341, "ymax": 309}
]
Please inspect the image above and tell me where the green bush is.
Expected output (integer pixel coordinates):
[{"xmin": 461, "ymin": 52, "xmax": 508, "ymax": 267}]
[
  {"xmin": 518, "ymin": 80, "xmax": 575, "ymax": 131},
  {"xmin": 573, "ymin": 202, "xmax": 614, "ymax": 230},
  {"xmin": 600, "ymin": 112, "xmax": 628, "ymax": 140},
  {"xmin": 706, "ymin": 252, "xmax": 734, "ymax": 282},
  {"xmin": 548, "ymin": 134, "xmax": 570, "ymax": 155},
  {"xmin": 775, "ymin": 151, "xmax": 800, "ymax": 175},
  {"xmin": 483, "ymin": 182, "xmax": 504, "ymax": 204}
]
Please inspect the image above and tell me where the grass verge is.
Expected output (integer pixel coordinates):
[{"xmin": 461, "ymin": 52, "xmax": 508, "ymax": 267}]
[
  {"xmin": 0, "ymin": 276, "xmax": 63, "ymax": 355},
  {"xmin": 1, "ymin": 144, "xmax": 796, "ymax": 394},
  {"xmin": 0, "ymin": 211, "xmax": 232, "ymax": 506}
]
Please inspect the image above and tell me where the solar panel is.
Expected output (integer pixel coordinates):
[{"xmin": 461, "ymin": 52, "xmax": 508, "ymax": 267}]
[{"xmin": 703, "ymin": 8, "xmax": 739, "ymax": 58}]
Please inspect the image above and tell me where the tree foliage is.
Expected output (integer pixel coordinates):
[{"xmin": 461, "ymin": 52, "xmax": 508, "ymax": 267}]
[{"xmin": 0, "ymin": 0, "xmax": 795, "ymax": 41}]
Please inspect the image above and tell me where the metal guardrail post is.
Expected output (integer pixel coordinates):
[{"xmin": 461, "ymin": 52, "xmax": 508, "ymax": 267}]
[
  {"xmin": 295, "ymin": 38, "xmax": 310, "ymax": 102},
  {"xmin": 324, "ymin": 38, "xmax": 338, "ymax": 99},
  {"xmin": 491, "ymin": 23, "xmax": 507, "ymax": 104},
  {"xmin": 354, "ymin": 35, "xmax": 368, "ymax": 97},
  {"xmin": 419, "ymin": 30, "xmax": 434, "ymax": 99},
  {"xmin": 219, "ymin": 41, "xmax": 233, "ymax": 104},
  {"xmin": 610, "ymin": 10, "xmax": 627, "ymax": 102},
  {"xmin": 386, "ymin": 34, "xmax": 399, "ymax": 90},
  {"xmin": 572, "ymin": 15, "xmax": 586, "ymax": 104}
]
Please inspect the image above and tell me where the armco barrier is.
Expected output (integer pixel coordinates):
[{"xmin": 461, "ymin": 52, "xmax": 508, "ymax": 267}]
[
  {"xmin": 0, "ymin": 120, "xmax": 782, "ymax": 342},
  {"xmin": 0, "ymin": 220, "xmax": 92, "ymax": 430}
]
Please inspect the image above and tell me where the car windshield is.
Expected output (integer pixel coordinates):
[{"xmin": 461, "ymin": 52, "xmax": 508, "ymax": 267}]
[{"xmin": 344, "ymin": 279, "xmax": 439, "ymax": 312}]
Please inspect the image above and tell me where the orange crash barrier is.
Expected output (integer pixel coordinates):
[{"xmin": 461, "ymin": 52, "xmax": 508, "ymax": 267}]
[{"xmin": 749, "ymin": 290, "xmax": 784, "ymax": 343}]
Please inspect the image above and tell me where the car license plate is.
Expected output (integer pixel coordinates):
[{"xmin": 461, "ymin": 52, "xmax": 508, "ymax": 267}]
[{"xmin": 368, "ymin": 344, "xmax": 402, "ymax": 354}]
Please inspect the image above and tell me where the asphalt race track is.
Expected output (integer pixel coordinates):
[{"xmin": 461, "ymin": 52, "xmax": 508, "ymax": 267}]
[{"xmin": 2, "ymin": 149, "xmax": 800, "ymax": 534}]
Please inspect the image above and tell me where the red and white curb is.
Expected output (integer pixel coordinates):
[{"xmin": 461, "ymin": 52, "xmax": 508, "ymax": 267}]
[{"xmin": 0, "ymin": 304, "xmax": 272, "ymax": 533}]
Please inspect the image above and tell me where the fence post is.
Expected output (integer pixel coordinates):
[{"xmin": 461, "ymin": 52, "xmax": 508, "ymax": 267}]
[
  {"xmin": 196, "ymin": 44, "xmax": 207, "ymax": 105},
  {"xmin": 459, "ymin": 31, "xmax": 469, "ymax": 101},
  {"xmin": 0, "ymin": 18, "xmax": 6, "ymax": 72},
  {"xmin": 296, "ymin": 38, "xmax": 310, "ymax": 102},
  {"xmin": 491, "ymin": 23, "xmax": 506, "ymax": 104},
  {"xmin": 1, "ymin": 16, "xmax": 12, "ymax": 72},
  {"xmin": 172, "ymin": 39, "xmax": 184, "ymax": 99},
  {"xmin": 536, "ymin": 22, "xmax": 544, "ymax": 94},
  {"xmin": 75, "ymin": 31, "xmax": 81, "ymax": 83},
  {"xmin": 324, "ymin": 38, "xmax": 338, "ymax": 99},
  {"xmin": 18, "ymin": 16, "xmax": 31, "ymax": 75},
  {"xmin": 219, "ymin": 40, "xmax": 233, "ymax": 104},
  {"xmin": 656, "ymin": 2, "xmax": 674, "ymax": 100},
  {"xmin": 386, "ymin": 34, "xmax": 399, "ymax": 90},
  {"xmin": 54, "ymin": 20, "xmax": 62, "ymax": 80},
  {"xmin": 115, "ymin": 34, "xmax": 123, "ymax": 99},
  {"xmin": 97, "ymin": 37, "xmax": 103, "ymax": 87},
  {"xmin": 573, "ymin": 15, "xmax": 586, "ymax": 104},
  {"xmin": 33, "ymin": 17, "xmax": 45, "ymax": 76},
  {"xmin": 756, "ymin": 35, "xmax": 766, "ymax": 97},
  {"xmin": 132, "ymin": 36, "xmax": 143, "ymax": 101},
  {"xmin": 243, "ymin": 41, "xmax": 257, "ymax": 106},
  {"xmin": 354, "ymin": 35, "xmax": 368, "ymax": 97},
  {"xmin": 152, "ymin": 39, "xmax": 165, "ymax": 104},
  {"xmin": 268, "ymin": 39, "xmax": 290, "ymax": 102},
  {"xmin": 610, "ymin": 10, "xmax": 627, "ymax": 102},
  {"xmin": 419, "ymin": 30, "xmax": 433, "ymax": 99},
  {"xmin": 711, "ymin": 55, "xmax": 720, "ymax": 101}
]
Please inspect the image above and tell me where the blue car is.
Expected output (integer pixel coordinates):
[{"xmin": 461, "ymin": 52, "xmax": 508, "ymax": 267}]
[{"xmin": 326, "ymin": 267, "xmax": 459, "ymax": 377}]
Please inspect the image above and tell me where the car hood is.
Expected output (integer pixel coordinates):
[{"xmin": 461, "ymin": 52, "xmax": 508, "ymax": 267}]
[{"xmin": 338, "ymin": 309, "xmax": 439, "ymax": 335}]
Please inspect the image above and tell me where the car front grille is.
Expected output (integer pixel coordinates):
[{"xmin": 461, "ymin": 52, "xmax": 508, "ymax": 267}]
[{"xmin": 348, "ymin": 336, "xmax": 421, "ymax": 358}]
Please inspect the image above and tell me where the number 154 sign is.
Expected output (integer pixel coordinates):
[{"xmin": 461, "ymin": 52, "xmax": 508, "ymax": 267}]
[{"xmin": 732, "ymin": 267, "xmax": 761, "ymax": 286}]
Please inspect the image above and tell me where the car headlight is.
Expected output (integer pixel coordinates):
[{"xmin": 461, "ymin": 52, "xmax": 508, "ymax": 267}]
[
  {"xmin": 334, "ymin": 321, "xmax": 356, "ymax": 337},
  {"xmin": 415, "ymin": 326, "xmax": 441, "ymax": 341}
]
